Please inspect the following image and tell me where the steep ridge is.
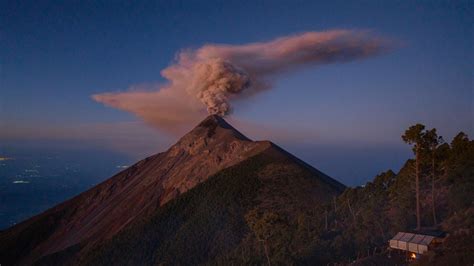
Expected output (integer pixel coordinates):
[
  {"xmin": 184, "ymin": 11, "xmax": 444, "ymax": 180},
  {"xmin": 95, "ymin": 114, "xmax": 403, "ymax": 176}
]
[{"xmin": 0, "ymin": 115, "xmax": 345, "ymax": 265}]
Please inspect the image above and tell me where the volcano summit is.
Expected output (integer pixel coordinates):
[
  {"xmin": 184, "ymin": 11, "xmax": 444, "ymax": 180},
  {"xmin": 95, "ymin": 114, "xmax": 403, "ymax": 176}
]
[{"xmin": 0, "ymin": 115, "xmax": 345, "ymax": 265}]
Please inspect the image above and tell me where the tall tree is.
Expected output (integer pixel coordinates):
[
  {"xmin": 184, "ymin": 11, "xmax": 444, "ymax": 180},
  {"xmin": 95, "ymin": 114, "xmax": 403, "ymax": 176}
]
[
  {"xmin": 423, "ymin": 128, "xmax": 443, "ymax": 226},
  {"xmin": 245, "ymin": 210, "xmax": 287, "ymax": 265},
  {"xmin": 402, "ymin": 124, "xmax": 426, "ymax": 230}
]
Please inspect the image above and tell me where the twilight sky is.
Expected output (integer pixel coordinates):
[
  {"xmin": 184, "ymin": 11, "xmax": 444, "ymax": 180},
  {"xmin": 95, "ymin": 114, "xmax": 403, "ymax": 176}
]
[{"xmin": 1, "ymin": 1, "xmax": 472, "ymax": 185}]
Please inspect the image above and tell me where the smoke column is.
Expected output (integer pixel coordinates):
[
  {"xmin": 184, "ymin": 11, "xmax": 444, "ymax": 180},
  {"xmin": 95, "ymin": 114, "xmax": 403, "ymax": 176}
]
[{"xmin": 93, "ymin": 30, "xmax": 392, "ymax": 133}]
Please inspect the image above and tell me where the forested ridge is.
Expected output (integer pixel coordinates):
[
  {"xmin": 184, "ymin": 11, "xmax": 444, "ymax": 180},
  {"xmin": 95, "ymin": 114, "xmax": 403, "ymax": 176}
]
[{"xmin": 321, "ymin": 127, "xmax": 473, "ymax": 265}]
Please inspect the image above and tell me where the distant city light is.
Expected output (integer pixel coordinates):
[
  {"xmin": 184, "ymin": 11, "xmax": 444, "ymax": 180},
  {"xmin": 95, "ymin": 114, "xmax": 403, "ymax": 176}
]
[{"xmin": 12, "ymin": 180, "xmax": 30, "ymax": 184}]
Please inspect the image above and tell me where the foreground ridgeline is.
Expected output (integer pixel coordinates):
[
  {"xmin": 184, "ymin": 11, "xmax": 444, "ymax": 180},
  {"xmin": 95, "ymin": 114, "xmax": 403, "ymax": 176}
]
[
  {"xmin": 335, "ymin": 127, "xmax": 473, "ymax": 265},
  {"xmin": 0, "ymin": 119, "xmax": 472, "ymax": 265}
]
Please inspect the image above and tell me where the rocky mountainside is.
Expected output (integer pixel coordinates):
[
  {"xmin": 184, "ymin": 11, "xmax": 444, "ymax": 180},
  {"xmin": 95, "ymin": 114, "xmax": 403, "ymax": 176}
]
[{"xmin": 0, "ymin": 115, "xmax": 345, "ymax": 265}]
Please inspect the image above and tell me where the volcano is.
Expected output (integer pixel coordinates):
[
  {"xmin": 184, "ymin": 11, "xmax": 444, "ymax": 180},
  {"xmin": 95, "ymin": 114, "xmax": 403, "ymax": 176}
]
[{"xmin": 0, "ymin": 115, "xmax": 345, "ymax": 265}]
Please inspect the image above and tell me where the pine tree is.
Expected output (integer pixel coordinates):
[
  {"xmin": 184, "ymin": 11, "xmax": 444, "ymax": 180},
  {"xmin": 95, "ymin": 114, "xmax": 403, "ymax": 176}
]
[
  {"xmin": 423, "ymin": 128, "xmax": 443, "ymax": 226},
  {"xmin": 402, "ymin": 124, "xmax": 426, "ymax": 230}
]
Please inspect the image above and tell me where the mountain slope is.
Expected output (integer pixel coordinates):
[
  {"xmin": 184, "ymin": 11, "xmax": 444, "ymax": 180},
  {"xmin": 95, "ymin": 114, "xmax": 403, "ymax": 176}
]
[
  {"xmin": 42, "ymin": 143, "xmax": 344, "ymax": 265},
  {"xmin": 0, "ymin": 115, "xmax": 345, "ymax": 265}
]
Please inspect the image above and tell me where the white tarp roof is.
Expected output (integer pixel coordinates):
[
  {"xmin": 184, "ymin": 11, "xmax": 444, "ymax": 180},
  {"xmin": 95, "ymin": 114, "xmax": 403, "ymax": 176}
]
[{"xmin": 389, "ymin": 232, "xmax": 437, "ymax": 254}]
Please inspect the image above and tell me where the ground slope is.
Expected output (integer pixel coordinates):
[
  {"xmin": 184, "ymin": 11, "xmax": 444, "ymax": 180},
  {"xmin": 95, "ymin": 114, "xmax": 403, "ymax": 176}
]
[{"xmin": 46, "ymin": 143, "xmax": 344, "ymax": 265}]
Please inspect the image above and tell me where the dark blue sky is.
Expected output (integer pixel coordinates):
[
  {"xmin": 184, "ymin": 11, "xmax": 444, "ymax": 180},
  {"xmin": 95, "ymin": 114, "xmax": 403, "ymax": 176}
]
[{"xmin": 1, "ymin": 1, "xmax": 473, "ymax": 185}]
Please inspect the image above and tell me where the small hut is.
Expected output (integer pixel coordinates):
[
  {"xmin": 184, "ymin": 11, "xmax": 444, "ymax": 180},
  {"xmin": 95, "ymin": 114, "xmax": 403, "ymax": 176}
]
[{"xmin": 389, "ymin": 231, "xmax": 445, "ymax": 259}]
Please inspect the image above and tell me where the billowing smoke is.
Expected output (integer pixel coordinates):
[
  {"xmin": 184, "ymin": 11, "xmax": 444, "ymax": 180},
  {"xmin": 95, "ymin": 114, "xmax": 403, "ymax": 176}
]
[
  {"xmin": 171, "ymin": 58, "xmax": 251, "ymax": 115},
  {"xmin": 93, "ymin": 30, "xmax": 392, "ymax": 133}
]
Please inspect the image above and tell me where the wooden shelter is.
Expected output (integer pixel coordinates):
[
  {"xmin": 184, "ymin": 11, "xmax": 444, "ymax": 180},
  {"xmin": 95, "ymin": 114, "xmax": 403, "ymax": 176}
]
[{"xmin": 389, "ymin": 231, "xmax": 445, "ymax": 257}]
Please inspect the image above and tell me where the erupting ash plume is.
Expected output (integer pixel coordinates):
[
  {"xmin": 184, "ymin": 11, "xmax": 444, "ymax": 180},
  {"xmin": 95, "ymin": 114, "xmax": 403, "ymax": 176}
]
[
  {"xmin": 93, "ymin": 30, "xmax": 392, "ymax": 133},
  {"xmin": 168, "ymin": 58, "xmax": 251, "ymax": 116}
]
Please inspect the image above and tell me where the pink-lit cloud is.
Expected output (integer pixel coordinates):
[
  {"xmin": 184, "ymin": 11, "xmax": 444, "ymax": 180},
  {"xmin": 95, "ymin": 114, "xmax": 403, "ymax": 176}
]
[{"xmin": 93, "ymin": 30, "xmax": 393, "ymax": 134}]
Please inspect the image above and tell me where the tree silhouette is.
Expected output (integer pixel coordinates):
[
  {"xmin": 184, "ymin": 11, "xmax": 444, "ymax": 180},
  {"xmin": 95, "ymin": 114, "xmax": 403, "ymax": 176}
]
[
  {"xmin": 402, "ymin": 124, "xmax": 425, "ymax": 230},
  {"xmin": 423, "ymin": 128, "xmax": 443, "ymax": 226},
  {"xmin": 245, "ymin": 210, "xmax": 283, "ymax": 266}
]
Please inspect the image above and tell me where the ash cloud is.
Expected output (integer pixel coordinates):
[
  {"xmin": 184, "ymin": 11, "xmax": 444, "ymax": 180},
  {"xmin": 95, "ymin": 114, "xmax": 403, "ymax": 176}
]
[{"xmin": 93, "ymin": 30, "xmax": 392, "ymax": 133}]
